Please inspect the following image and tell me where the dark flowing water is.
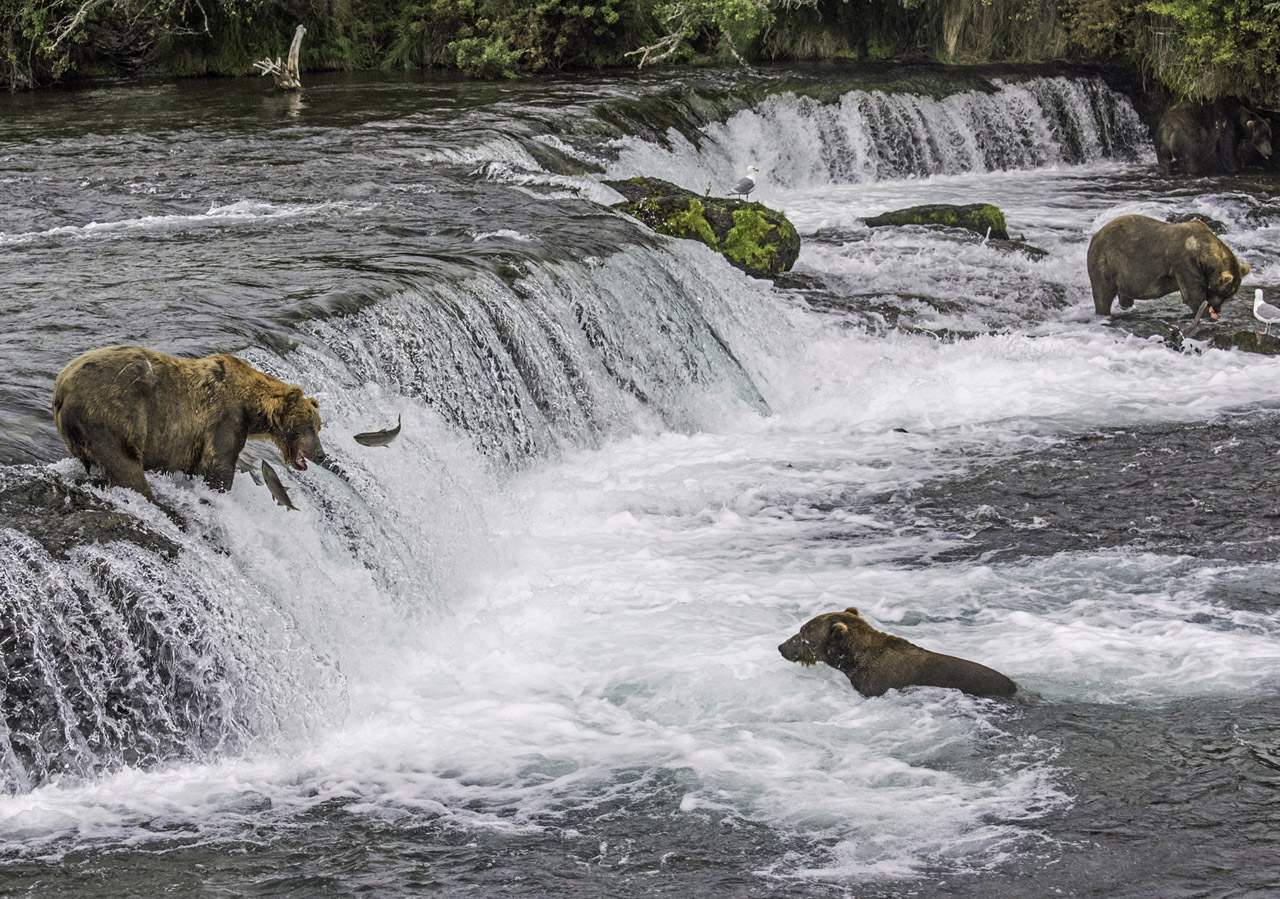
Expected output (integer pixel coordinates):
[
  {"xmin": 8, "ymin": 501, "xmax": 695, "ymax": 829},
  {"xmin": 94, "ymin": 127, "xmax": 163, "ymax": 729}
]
[{"xmin": 2, "ymin": 66, "xmax": 1279, "ymax": 897}]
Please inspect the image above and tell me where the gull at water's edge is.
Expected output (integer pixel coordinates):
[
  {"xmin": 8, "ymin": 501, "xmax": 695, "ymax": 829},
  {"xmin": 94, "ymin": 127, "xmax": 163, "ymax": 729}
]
[{"xmin": 1253, "ymin": 288, "xmax": 1280, "ymax": 335}]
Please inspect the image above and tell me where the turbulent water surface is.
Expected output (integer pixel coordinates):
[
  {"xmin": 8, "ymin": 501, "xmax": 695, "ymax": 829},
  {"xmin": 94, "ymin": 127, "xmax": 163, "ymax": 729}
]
[{"xmin": 2, "ymin": 65, "xmax": 1279, "ymax": 896}]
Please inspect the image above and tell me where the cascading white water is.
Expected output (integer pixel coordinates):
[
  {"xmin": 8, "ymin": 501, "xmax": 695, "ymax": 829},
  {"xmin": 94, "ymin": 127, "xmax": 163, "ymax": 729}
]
[
  {"xmin": 6, "ymin": 70, "xmax": 1280, "ymax": 891},
  {"xmin": 0, "ymin": 240, "xmax": 789, "ymax": 796},
  {"xmin": 298, "ymin": 250, "xmax": 772, "ymax": 465},
  {"xmin": 608, "ymin": 77, "xmax": 1150, "ymax": 191}
]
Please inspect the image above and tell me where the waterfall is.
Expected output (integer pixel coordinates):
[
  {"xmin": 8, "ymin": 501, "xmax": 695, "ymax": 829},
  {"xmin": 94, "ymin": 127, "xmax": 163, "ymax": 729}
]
[
  {"xmin": 0, "ymin": 71, "xmax": 1155, "ymax": 797},
  {"xmin": 607, "ymin": 77, "xmax": 1151, "ymax": 190},
  {"xmin": 0, "ymin": 242, "xmax": 793, "ymax": 794}
]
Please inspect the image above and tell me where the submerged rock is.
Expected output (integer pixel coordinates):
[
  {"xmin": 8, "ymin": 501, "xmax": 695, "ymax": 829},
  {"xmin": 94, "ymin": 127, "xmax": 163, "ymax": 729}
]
[
  {"xmin": 984, "ymin": 237, "xmax": 1049, "ymax": 261},
  {"xmin": 1165, "ymin": 212, "xmax": 1228, "ymax": 234},
  {"xmin": 0, "ymin": 469, "xmax": 246, "ymax": 793},
  {"xmin": 605, "ymin": 177, "xmax": 800, "ymax": 278},
  {"xmin": 1209, "ymin": 328, "xmax": 1280, "ymax": 355},
  {"xmin": 864, "ymin": 203, "xmax": 1009, "ymax": 240},
  {"xmin": 1108, "ymin": 315, "xmax": 1280, "ymax": 356}
]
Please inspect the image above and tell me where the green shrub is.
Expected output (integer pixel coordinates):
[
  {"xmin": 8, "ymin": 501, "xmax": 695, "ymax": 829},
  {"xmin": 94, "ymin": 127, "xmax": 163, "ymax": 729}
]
[{"xmin": 447, "ymin": 34, "xmax": 519, "ymax": 78}]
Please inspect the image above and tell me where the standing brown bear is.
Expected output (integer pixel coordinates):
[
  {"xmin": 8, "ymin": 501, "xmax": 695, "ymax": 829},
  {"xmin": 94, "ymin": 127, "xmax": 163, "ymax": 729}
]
[
  {"xmin": 53, "ymin": 346, "xmax": 324, "ymax": 501},
  {"xmin": 779, "ymin": 608, "xmax": 1017, "ymax": 699},
  {"xmin": 1156, "ymin": 100, "xmax": 1273, "ymax": 176},
  {"xmin": 1087, "ymin": 214, "xmax": 1249, "ymax": 319}
]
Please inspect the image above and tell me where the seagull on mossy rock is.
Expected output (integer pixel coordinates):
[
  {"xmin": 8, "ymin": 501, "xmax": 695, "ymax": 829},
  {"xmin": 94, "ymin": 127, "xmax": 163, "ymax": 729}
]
[
  {"xmin": 1253, "ymin": 288, "xmax": 1280, "ymax": 336},
  {"xmin": 732, "ymin": 166, "xmax": 760, "ymax": 201}
]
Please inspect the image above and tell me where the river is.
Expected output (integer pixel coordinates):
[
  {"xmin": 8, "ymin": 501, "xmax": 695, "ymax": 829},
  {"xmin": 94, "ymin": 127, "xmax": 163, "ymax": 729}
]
[{"xmin": 1, "ymin": 66, "xmax": 1278, "ymax": 896}]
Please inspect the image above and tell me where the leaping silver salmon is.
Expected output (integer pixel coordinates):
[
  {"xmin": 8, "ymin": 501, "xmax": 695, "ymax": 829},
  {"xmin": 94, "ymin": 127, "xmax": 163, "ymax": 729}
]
[
  {"xmin": 261, "ymin": 460, "xmax": 298, "ymax": 511},
  {"xmin": 354, "ymin": 414, "xmax": 401, "ymax": 448}
]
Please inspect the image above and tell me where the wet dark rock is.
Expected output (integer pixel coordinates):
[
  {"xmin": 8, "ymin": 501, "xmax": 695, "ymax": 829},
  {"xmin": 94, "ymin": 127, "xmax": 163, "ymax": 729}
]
[
  {"xmin": 605, "ymin": 177, "xmax": 801, "ymax": 278},
  {"xmin": 771, "ymin": 270, "xmax": 826, "ymax": 292},
  {"xmin": 1209, "ymin": 328, "xmax": 1280, "ymax": 355},
  {"xmin": 1108, "ymin": 314, "xmax": 1280, "ymax": 356},
  {"xmin": 864, "ymin": 203, "xmax": 1009, "ymax": 240},
  {"xmin": 807, "ymin": 225, "xmax": 868, "ymax": 245},
  {"xmin": 0, "ymin": 468, "xmax": 177, "ymax": 560},
  {"xmin": 1166, "ymin": 212, "xmax": 1228, "ymax": 234},
  {"xmin": 1105, "ymin": 315, "xmax": 1192, "ymax": 352},
  {"xmin": 985, "ymin": 237, "xmax": 1049, "ymax": 261}
]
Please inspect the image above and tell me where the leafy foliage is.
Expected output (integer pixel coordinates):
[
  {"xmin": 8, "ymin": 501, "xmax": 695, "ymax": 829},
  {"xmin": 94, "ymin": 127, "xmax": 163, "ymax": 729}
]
[
  {"xmin": 4, "ymin": 0, "xmax": 1280, "ymax": 110},
  {"xmin": 1138, "ymin": 0, "xmax": 1280, "ymax": 103}
]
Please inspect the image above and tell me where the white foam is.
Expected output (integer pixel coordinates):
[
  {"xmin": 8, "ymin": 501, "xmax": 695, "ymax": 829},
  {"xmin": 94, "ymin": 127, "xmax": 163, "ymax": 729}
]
[
  {"xmin": 473, "ymin": 228, "xmax": 535, "ymax": 242},
  {"xmin": 5, "ymin": 75, "xmax": 1279, "ymax": 886},
  {"xmin": 0, "ymin": 199, "xmax": 362, "ymax": 245}
]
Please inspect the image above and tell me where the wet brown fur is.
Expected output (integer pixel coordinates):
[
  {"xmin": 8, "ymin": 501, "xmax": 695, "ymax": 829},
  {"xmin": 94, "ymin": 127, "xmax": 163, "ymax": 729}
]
[
  {"xmin": 1087, "ymin": 214, "xmax": 1249, "ymax": 317},
  {"xmin": 52, "ymin": 346, "xmax": 322, "ymax": 500},
  {"xmin": 778, "ymin": 608, "xmax": 1017, "ymax": 699},
  {"xmin": 1156, "ymin": 100, "xmax": 1273, "ymax": 176}
]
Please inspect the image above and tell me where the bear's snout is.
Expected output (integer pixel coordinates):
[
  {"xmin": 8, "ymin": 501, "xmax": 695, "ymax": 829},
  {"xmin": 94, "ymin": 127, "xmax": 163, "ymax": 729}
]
[
  {"xmin": 288, "ymin": 430, "xmax": 326, "ymax": 471},
  {"xmin": 779, "ymin": 634, "xmax": 817, "ymax": 666}
]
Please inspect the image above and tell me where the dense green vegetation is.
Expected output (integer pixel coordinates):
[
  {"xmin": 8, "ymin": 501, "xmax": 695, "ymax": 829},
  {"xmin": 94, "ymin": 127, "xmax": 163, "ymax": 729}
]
[{"xmin": 3, "ymin": 0, "xmax": 1278, "ymax": 107}]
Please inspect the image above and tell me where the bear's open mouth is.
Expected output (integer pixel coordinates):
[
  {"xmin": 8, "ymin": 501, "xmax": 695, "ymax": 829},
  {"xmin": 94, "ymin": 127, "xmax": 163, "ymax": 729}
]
[{"xmin": 278, "ymin": 441, "xmax": 308, "ymax": 471}]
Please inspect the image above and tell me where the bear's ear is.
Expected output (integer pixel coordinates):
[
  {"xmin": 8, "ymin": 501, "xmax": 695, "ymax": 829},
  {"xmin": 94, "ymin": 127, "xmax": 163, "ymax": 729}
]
[
  {"xmin": 1215, "ymin": 270, "xmax": 1235, "ymax": 290},
  {"xmin": 284, "ymin": 385, "xmax": 304, "ymax": 403},
  {"xmin": 844, "ymin": 607, "xmax": 860, "ymax": 616},
  {"xmin": 1241, "ymin": 261, "xmax": 1251, "ymax": 277}
]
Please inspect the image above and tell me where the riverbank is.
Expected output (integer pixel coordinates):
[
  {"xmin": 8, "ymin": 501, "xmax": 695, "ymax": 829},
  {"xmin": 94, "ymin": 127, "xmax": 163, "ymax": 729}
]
[{"xmin": 5, "ymin": 0, "xmax": 1278, "ymax": 111}]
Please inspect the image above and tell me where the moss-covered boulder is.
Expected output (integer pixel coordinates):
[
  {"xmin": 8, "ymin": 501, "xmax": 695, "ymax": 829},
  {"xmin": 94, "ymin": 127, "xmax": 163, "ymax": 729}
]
[
  {"xmin": 605, "ymin": 177, "xmax": 801, "ymax": 278},
  {"xmin": 864, "ymin": 203, "xmax": 1009, "ymax": 240}
]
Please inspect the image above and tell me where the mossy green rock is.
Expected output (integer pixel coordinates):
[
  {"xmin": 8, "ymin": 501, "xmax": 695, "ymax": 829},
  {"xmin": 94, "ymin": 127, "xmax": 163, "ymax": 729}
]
[
  {"xmin": 606, "ymin": 177, "xmax": 801, "ymax": 278},
  {"xmin": 864, "ymin": 203, "xmax": 1009, "ymax": 240}
]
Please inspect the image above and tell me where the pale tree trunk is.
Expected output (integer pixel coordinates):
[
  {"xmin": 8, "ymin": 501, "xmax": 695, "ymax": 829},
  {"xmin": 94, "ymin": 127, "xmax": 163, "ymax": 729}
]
[{"xmin": 253, "ymin": 25, "xmax": 305, "ymax": 91}]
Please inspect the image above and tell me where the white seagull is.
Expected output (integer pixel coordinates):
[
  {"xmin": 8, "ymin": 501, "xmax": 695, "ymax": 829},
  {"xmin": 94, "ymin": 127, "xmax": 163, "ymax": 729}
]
[
  {"xmin": 1254, "ymin": 288, "xmax": 1280, "ymax": 335},
  {"xmin": 732, "ymin": 165, "xmax": 760, "ymax": 201}
]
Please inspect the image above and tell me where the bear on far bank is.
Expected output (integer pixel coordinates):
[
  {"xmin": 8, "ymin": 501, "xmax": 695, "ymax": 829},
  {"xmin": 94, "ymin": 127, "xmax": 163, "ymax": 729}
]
[
  {"xmin": 1156, "ymin": 99, "xmax": 1273, "ymax": 176},
  {"xmin": 1087, "ymin": 214, "xmax": 1249, "ymax": 318},
  {"xmin": 53, "ymin": 346, "xmax": 324, "ymax": 501}
]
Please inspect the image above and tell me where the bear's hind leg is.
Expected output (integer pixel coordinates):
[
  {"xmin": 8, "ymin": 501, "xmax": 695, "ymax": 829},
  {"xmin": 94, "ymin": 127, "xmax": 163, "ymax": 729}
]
[
  {"xmin": 91, "ymin": 438, "xmax": 154, "ymax": 501},
  {"xmin": 1089, "ymin": 269, "xmax": 1118, "ymax": 316}
]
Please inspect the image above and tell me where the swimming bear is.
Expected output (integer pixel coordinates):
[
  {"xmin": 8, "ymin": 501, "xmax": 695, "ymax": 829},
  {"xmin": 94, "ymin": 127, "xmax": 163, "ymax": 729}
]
[{"xmin": 779, "ymin": 608, "xmax": 1017, "ymax": 699}]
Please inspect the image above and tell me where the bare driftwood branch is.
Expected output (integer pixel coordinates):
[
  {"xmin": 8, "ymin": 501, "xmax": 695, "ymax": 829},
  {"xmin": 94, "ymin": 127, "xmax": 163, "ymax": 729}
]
[
  {"xmin": 254, "ymin": 24, "xmax": 305, "ymax": 90},
  {"xmin": 625, "ymin": 0, "xmax": 818, "ymax": 69},
  {"xmin": 51, "ymin": 0, "xmax": 112, "ymax": 50},
  {"xmin": 624, "ymin": 31, "xmax": 684, "ymax": 68}
]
